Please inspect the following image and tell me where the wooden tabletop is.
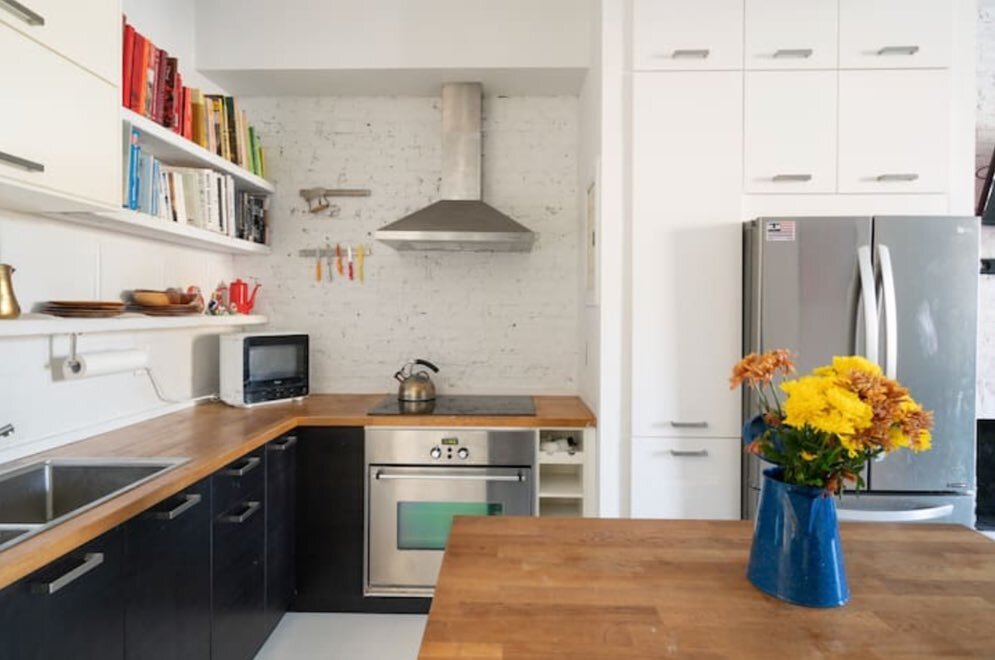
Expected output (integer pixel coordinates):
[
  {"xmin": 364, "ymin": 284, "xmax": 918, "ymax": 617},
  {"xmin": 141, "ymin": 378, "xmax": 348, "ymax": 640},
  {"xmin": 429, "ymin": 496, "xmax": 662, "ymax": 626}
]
[
  {"xmin": 422, "ymin": 517, "xmax": 995, "ymax": 659},
  {"xmin": 0, "ymin": 394, "xmax": 594, "ymax": 590}
]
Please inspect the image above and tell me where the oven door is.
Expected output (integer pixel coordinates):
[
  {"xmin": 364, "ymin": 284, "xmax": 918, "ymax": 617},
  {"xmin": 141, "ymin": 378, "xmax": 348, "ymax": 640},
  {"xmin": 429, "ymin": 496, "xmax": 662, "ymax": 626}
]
[{"xmin": 366, "ymin": 465, "xmax": 532, "ymax": 596}]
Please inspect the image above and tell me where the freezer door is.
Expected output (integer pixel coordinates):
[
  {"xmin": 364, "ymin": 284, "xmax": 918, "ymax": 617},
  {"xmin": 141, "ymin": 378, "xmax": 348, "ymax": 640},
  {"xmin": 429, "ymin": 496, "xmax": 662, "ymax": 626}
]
[
  {"xmin": 869, "ymin": 216, "xmax": 978, "ymax": 492},
  {"xmin": 837, "ymin": 492, "xmax": 975, "ymax": 527}
]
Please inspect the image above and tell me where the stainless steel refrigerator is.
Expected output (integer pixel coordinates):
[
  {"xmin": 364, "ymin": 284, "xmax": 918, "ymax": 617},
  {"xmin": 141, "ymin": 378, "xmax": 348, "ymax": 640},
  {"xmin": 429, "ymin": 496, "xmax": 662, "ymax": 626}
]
[{"xmin": 742, "ymin": 216, "xmax": 979, "ymax": 527}]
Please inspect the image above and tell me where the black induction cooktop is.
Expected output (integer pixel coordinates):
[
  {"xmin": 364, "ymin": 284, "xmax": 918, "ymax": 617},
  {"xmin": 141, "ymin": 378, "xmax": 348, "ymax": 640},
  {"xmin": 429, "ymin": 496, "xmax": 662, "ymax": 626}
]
[{"xmin": 367, "ymin": 395, "xmax": 536, "ymax": 416}]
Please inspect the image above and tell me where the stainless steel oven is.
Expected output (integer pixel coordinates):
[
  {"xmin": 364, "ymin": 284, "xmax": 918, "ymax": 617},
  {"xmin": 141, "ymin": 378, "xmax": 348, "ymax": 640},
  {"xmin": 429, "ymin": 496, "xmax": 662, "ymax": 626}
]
[{"xmin": 365, "ymin": 428, "xmax": 534, "ymax": 597}]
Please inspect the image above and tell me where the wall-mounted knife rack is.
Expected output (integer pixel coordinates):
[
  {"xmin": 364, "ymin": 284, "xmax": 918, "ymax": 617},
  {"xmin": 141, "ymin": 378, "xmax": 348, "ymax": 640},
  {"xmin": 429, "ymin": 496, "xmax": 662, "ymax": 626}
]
[{"xmin": 297, "ymin": 247, "xmax": 372, "ymax": 258}]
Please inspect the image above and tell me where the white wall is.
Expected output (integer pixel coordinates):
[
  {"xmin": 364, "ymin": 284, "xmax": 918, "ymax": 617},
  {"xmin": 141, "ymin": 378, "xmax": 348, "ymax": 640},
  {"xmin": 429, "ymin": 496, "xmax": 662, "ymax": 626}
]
[
  {"xmin": 976, "ymin": 0, "xmax": 995, "ymax": 417},
  {"xmin": 233, "ymin": 95, "xmax": 580, "ymax": 394}
]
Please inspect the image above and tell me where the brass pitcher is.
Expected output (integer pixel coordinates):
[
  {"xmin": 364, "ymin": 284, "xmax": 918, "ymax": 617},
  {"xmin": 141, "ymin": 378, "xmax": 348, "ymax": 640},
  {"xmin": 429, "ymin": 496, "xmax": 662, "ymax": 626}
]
[{"xmin": 0, "ymin": 264, "xmax": 21, "ymax": 319}]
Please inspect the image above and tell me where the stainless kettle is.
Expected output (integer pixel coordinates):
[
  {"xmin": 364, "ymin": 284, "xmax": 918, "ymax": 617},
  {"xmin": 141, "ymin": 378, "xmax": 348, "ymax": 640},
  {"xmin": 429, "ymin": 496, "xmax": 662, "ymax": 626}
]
[{"xmin": 395, "ymin": 359, "xmax": 439, "ymax": 401}]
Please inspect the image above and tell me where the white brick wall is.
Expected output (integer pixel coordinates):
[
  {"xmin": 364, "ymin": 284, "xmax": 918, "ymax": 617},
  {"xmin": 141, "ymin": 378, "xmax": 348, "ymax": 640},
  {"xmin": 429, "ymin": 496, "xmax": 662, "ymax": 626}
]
[
  {"xmin": 235, "ymin": 96, "xmax": 580, "ymax": 395},
  {"xmin": 978, "ymin": 1, "xmax": 995, "ymax": 416}
]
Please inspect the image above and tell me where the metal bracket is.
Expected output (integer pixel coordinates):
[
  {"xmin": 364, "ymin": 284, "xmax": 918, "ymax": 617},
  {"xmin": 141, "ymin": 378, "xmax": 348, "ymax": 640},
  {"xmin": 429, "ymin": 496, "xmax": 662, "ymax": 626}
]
[{"xmin": 299, "ymin": 187, "xmax": 371, "ymax": 213}]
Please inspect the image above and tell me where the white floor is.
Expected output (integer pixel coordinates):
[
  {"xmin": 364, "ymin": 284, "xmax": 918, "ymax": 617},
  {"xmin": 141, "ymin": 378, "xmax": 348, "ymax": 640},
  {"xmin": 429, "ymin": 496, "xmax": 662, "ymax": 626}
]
[{"xmin": 254, "ymin": 613, "xmax": 427, "ymax": 660}]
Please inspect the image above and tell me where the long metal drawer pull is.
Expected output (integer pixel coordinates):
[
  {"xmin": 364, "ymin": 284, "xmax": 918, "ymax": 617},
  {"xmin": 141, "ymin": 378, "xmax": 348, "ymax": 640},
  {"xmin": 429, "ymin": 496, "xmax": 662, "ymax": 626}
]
[
  {"xmin": 876, "ymin": 45, "xmax": 919, "ymax": 56},
  {"xmin": 222, "ymin": 455, "xmax": 261, "ymax": 477},
  {"xmin": 268, "ymin": 435, "xmax": 298, "ymax": 452},
  {"xmin": 876, "ymin": 173, "xmax": 919, "ymax": 182},
  {"xmin": 669, "ymin": 449, "xmax": 709, "ymax": 457},
  {"xmin": 31, "ymin": 553, "xmax": 103, "ymax": 595},
  {"xmin": 0, "ymin": 0, "xmax": 45, "ymax": 25},
  {"xmin": 0, "ymin": 150, "xmax": 44, "ymax": 173},
  {"xmin": 773, "ymin": 48, "xmax": 813, "ymax": 58},
  {"xmin": 772, "ymin": 174, "xmax": 813, "ymax": 182},
  {"xmin": 669, "ymin": 421, "xmax": 708, "ymax": 428},
  {"xmin": 148, "ymin": 493, "xmax": 202, "ymax": 521},
  {"xmin": 375, "ymin": 470, "xmax": 527, "ymax": 483},
  {"xmin": 219, "ymin": 500, "xmax": 261, "ymax": 524},
  {"xmin": 671, "ymin": 49, "xmax": 710, "ymax": 59}
]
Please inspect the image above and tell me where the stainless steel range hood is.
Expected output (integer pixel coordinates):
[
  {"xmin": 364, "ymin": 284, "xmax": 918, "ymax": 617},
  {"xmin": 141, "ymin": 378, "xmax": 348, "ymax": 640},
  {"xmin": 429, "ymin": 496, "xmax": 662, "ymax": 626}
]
[{"xmin": 375, "ymin": 83, "xmax": 536, "ymax": 252}]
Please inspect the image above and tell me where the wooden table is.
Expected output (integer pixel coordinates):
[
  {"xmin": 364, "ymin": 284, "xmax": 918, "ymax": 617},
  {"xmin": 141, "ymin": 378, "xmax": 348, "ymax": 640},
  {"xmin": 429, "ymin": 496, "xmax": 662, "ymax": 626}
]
[{"xmin": 421, "ymin": 517, "xmax": 995, "ymax": 659}]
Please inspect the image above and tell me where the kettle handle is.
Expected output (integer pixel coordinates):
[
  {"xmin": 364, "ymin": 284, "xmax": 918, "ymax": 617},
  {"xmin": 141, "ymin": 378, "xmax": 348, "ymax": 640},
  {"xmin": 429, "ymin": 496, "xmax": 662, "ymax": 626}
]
[
  {"xmin": 394, "ymin": 369, "xmax": 407, "ymax": 382},
  {"xmin": 414, "ymin": 359, "xmax": 439, "ymax": 373}
]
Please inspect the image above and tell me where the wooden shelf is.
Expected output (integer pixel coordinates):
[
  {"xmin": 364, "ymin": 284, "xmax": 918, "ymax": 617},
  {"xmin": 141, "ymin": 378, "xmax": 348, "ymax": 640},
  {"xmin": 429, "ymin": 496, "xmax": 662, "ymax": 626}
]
[
  {"xmin": 537, "ymin": 451, "xmax": 584, "ymax": 465},
  {"xmin": 538, "ymin": 500, "xmax": 582, "ymax": 518},
  {"xmin": 537, "ymin": 471, "xmax": 584, "ymax": 499},
  {"xmin": 61, "ymin": 208, "xmax": 271, "ymax": 255},
  {"xmin": 123, "ymin": 109, "xmax": 275, "ymax": 194},
  {"xmin": 0, "ymin": 313, "xmax": 268, "ymax": 338}
]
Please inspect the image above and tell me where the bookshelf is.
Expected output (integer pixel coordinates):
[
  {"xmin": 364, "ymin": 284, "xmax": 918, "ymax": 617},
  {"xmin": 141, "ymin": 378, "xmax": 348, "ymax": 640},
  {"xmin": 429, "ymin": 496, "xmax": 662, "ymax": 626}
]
[{"xmin": 0, "ymin": 313, "xmax": 268, "ymax": 338}]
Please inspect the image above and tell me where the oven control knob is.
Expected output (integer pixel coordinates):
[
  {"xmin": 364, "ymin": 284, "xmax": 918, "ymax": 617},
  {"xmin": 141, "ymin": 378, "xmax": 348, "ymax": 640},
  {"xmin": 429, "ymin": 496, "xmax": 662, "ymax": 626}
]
[
  {"xmin": 430, "ymin": 447, "xmax": 442, "ymax": 459},
  {"xmin": 457, "ymin": 447, "xmax": 469, "ymax": 459}
]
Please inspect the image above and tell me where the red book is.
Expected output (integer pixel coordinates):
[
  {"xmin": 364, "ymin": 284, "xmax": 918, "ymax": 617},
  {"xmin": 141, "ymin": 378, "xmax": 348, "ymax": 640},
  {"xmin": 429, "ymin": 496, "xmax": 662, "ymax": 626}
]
[
  {"xmin": 161, "ymin": 56, "xmax": 177, "ymax": 128},
  {"xmin": 182, "ymin": 86, "xmax": 193, "ymax": 139},
  {"xmin": 152, "ymin": 48, "xmax": 169, "ymax": 123},
  {"xmin": 122, "ymin": 22, "xmax": 134, "ymax": 107},
  {"xmin": 143, "ymin": 44, "xmax": 157, "ymax": 118},
  {"xmin": 129, "ymin": 32, "xmax": 146, "ymax": 112},
  {"xmin": 170, "ymin": 68, "xmax": 183, "ymax": 132}
]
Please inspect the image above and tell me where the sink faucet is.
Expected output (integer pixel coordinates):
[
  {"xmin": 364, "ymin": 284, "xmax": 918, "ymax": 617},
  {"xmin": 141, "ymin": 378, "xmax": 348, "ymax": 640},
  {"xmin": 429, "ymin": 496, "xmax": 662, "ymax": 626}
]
[{"xmin": 0, "ymin": 424, "xmax": 13, "ymax": 438}]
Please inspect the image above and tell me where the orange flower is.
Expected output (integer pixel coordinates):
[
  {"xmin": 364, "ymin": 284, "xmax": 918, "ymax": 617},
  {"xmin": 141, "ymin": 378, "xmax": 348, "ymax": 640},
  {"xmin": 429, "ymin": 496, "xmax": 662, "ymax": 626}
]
[{"xmin": 729, "ymin": 350, "xmax": 795, "ymax": 389}]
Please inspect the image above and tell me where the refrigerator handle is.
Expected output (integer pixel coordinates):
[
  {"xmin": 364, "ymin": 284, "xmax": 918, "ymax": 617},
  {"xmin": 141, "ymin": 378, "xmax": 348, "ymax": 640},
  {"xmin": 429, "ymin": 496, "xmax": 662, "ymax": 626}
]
[
  {"xmin": 836, "ymin": 503, "xmax": 953, "ymax": 523},
  {"xmin": 856, "ymin": 246, "xmax": 880, "ymax": 366},
  {"xmin": 877, "ymin": 244, "xmax": 898, "ymax": 379}
]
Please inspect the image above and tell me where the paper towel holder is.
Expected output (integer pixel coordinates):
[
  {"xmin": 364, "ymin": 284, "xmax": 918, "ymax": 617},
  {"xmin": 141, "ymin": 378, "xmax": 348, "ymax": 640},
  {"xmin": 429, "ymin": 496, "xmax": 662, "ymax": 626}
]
[{"xmin": 64, "ymin": 333, "xmax": 83, "ymax": 376}]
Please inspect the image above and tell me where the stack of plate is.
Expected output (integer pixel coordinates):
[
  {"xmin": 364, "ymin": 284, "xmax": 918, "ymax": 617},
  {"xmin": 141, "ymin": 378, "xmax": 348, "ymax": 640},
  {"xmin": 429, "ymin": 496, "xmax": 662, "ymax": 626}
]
[
  {"xmin": 128, "ymin": 289, "xmax": 204, "ymax": 316},
  {"xmin": 130, "ymin": 302, "xmax": 202, "ymax": 316},
  {"xmin": 42, "ymin": 301, "xmax": 126, "ymax": 318}
]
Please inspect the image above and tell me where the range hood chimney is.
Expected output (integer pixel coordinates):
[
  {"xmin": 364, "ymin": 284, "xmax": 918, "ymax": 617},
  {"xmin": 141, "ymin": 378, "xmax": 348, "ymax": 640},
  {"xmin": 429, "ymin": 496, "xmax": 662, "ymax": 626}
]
[{"xmin": 374, "ymin": 83, "xmax": 536, "ymax": 252}]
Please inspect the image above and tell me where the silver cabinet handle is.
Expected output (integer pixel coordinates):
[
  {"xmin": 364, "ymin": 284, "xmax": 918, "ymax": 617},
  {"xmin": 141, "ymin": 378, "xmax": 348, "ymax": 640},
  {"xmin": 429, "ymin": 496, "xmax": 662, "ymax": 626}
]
[
  {"xmin": 877, "ymin": 244, "xmax": 898, "ymax": 379},
  {"xmin": 671, "ymin": 49, "xmax": 710, "ymax": 59},
  {"xmin": 268, "ymin": 435, "xmax": 298, "ymax": 452},
  {"xmin": 31, "ymin": 553, "xmax": 103, "ymax": 595},
  {"xmin": 0, "ymin": 150, "xmax": 44, "ymax": 173},
  {"xmin": 856, "ymin": 245, "xmax": 880, "ymax": 366},
  {"xmin": 0, "ymin": 0, "xmax": 44, "ymax": 25},
  {"xmin": 669, "ymin": 421, "xmax": 708, "ymax": 428},
  {"xmin": 877, "ymin": 45, "xmax": 919, "ymax": 56},
  {"xmin": 146, "ymin": 493, "xmax": 202, "ymax": 521},
  {"xmin": 221, "ymin": 455, "xmax": 261, "ymax": 477},
  {"xmin": 876, "ymin": 173, "xmax": 919, "ymax": 182},
  {"xmin": 219, "ymin": 500, "xmax": 261, "ymax": 524},
  {"xmin": 773, "ymin": 48, "xmax": 813, "ymax": 58},
  {"xmin": 375, "ymin": 470, "xmax": 527, "ymax": 483},
  {"xmin": 772, "ymin": 174, "xmax": 813, "ymax": 182},
  {"xmin": 670, "ymin": 449, "xmax": 709, "ymax": 457}
]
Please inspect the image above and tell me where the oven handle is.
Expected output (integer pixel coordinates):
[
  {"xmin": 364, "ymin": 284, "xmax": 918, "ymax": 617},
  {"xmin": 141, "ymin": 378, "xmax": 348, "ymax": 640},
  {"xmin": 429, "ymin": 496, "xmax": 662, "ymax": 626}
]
[{"xmin": 374, "ymin": 469, "xmax": 528, "ymax": 483}]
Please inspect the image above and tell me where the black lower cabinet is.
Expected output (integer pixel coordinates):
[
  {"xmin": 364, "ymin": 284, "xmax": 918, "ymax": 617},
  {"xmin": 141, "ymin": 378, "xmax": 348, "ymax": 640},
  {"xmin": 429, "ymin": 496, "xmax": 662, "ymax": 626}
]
[
  {"xmin": 212, "ymin": 448, "xmax": 269, "ymax": 660},
  {"xmin": 294, "ymin": 426, "xmax": 429, "ymax": 614},
  {"xmin": 124, "ymin": 478, "xmax": 211, "ymax": 660},
  {"xmin": 0, "ymin": 526, "xmax": 125, "ymax": 660},
  {"xmin": 264, "ymin": 433, "xmax": 297, "ymax": 634}
]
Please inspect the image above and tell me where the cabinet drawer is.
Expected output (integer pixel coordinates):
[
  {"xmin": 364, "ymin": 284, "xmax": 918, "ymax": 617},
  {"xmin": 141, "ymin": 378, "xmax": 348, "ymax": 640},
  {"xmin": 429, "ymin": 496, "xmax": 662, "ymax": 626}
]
[
  {"xmin": 632, "ymin": 0, "xmax": 743, "ymax": 71},
  {"xmin": 212, "ymin": 449, "xmax": 265, "ymax": 514},
  {"xmin": 839, "ymin": 0, "xmax": 952, "ymax": 69},
  {"xmin": 0, "ymin": 0, "xmax": 120, "ymax": 84},
  {"xmin": 744, "ymin": 0, "xmax": 837, "ymax": 70},
  {"xmin": 838, "ymin": 70, "xmax": 950, "ymax": 194},
  {"xmin": 744, "ymin": 71, "xmax": 836, "ymax": 193},
  {"xmin": 630, "ymin": 437, "xmax": 741, "ymax": 520},
  {"xmin": 0, "ymin": 23, "xmax": 119, "ymax": 209}
]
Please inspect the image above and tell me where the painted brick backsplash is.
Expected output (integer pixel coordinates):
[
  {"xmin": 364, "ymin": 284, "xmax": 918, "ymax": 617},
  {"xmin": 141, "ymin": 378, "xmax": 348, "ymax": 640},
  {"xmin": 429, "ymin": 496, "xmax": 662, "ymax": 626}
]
[{"xmin": 235, "ymin": 96, "xmax": 580, "ymax": 395}]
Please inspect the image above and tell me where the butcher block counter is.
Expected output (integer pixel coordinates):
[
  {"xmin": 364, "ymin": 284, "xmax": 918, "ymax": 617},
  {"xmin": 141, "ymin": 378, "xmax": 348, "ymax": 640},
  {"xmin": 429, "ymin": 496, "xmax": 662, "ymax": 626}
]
[
  {"xmin": 0, "ymin": 394, "xmax": 594, "ymax": 590},
  {"xmin": 421, "ymin": 517, "xmax": 995, "ymax": 659}
]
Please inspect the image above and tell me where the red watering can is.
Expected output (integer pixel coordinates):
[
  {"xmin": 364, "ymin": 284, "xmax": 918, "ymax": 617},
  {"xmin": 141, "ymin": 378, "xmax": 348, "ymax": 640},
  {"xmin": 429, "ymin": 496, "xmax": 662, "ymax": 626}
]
[{"xmin": 229, "ymin": 279, "xmax": 261, "ymax": 314}]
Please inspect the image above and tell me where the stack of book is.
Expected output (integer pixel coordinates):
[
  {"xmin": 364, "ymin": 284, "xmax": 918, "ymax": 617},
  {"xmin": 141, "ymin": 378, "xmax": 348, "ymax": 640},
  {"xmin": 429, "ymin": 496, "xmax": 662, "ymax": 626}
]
[
  {"xmin": 124, "ymin": 128, "xmax": 269, "ymax": 244},
  {"xmin": 122, "ymin": 17, "xmax": 266, "ymax": 178}
]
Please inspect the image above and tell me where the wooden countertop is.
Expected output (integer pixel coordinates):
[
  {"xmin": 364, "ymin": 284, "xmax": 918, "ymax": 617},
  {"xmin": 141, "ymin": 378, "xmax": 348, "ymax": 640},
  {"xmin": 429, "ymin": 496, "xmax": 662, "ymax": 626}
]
[
  {"xmin": 0, "ymin": 394, "xmax": 594, "ymax": 591},
  {"xmin": 422, "ymin": 517, "xmax": 995, "ymax": 659}
]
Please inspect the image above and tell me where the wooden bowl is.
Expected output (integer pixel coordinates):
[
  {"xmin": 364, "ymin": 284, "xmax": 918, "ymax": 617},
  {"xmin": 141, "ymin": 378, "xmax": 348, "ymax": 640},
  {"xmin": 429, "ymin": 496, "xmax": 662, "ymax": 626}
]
[{"xmin": 131, "ymin": 290, "xmax": 171, "ymax": 306}]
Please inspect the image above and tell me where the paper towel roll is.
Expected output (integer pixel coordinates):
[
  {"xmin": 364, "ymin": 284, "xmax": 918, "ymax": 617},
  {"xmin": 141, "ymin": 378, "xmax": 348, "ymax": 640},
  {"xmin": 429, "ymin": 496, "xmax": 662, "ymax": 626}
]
[{"xmin": 62, "ymin": 350, "xmax": 149, "ymax": 379}]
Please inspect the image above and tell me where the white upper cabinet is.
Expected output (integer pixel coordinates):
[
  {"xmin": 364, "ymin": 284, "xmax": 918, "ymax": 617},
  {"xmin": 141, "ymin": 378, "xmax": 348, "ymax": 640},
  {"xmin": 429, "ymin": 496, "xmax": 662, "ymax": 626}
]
[
  {"xmin": 632, "ymin": 0, "xmax": 744, "ymax": 70},
  {"xmin": 0, "ymin": 0, "xmax": 120, "ymax": 84},
  {"xmin": 744, "ymin": 71, "xmax": 837, "ymax": 193},
  {"xmin": 838, "ymin": 70, "xmax": 950, "ymax": 194},
  {"xmin": 744, "ymin": 0, "xmax": 838, "ymax": 70},
  {"xmin": 631, "ymin": 72, "xmax": 743, "ymax": 439},
  {"xmin": 839, "ymin": 0, "xmax": 952, "ymax": 69}
]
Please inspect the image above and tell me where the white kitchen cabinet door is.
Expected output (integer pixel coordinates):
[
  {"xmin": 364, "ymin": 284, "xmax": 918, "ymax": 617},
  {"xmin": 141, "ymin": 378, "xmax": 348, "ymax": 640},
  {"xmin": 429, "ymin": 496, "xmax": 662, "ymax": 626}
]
[
  {"xmin": 0, "ymin": 0, "xmax": 120, "ymax": 84},
  {"xmin": 0, "ymin": 24, "xmax": 119, "ymax": 208},
  {"xmin": 632, "ymin": 0, "xmax": 743, "ymax": 71},
  {"xmin": 838, "ymin": 70, "xmax": 950, "ymax": 194},
  {"xmin": 839, "ymin": 0, "xmax": 952, "ymax": 70},
  {"xmin": 744, "ymin": 71, "xmax": 836, "ymax": 193},
  {"xmin": 631, "ymin": 72, "xmax": 742, "ymax": 439},
  {"xmin": 630, "ymin": 436, "xmax": 742, "ymax": 520},
  {"xmin": 744, "ymin": 0, "xmax": 837, "ymax": 70}
]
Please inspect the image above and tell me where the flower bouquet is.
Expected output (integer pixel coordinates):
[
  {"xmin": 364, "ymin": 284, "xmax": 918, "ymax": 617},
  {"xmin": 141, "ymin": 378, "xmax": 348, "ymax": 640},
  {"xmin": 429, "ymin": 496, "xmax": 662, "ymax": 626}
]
[{"xmin": 730, "ymin": 350, "xmax": 933, "ymax": 607}]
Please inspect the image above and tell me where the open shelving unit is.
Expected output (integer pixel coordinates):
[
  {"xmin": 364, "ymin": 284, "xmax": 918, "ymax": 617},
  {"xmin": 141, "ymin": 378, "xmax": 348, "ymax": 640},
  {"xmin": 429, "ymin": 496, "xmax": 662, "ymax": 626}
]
[
  {"xmin": 0, "ymin": 313, "xmax": 267, "ymax": 338},
  {"xmin": 535, "ymin": 429, "xmax": 594, "ymax": 518}
]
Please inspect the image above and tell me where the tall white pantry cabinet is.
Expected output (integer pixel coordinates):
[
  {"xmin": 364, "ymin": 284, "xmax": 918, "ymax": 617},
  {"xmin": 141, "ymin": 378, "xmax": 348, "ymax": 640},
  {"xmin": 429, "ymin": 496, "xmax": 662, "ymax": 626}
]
[{"xmin": 628, "ymin": 0, "xmax": 975, "ymax": 519}]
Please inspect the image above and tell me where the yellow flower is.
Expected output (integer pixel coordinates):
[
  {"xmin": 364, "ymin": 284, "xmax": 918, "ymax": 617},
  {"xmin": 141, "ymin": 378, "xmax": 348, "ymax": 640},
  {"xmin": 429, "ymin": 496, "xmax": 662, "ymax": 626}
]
[
  {"xmin": 781, "ymin": 376, "xmax": 873, "ymax": 437},
  {"xmin": 800, "ymin": 450, "xmax": 817, "ymax": 461},
  {"xmin": 838, "ymin": 435, "xmax": 862, "ymax": 457},
  {"xmin": 814, "ymin": 355, "xmax": 882, "ymax": 378},
  {"xmin": 911, "ymin": 429, "xmax": 932, "ymax": 452}
]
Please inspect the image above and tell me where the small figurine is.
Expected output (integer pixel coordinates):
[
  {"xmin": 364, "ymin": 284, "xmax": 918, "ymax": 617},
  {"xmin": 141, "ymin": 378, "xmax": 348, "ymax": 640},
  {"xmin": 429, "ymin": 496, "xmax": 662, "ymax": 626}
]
[{"xmin": 208, "ymin": 281, "xmax": 229, "ymax": 315}]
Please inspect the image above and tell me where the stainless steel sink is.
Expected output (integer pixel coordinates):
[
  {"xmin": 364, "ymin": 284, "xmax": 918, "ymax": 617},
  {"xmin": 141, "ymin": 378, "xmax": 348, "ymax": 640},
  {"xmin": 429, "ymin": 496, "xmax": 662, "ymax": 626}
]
[{"xmin": 0, "ymin": 457, "xmax": 188, "ymax": 551}]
